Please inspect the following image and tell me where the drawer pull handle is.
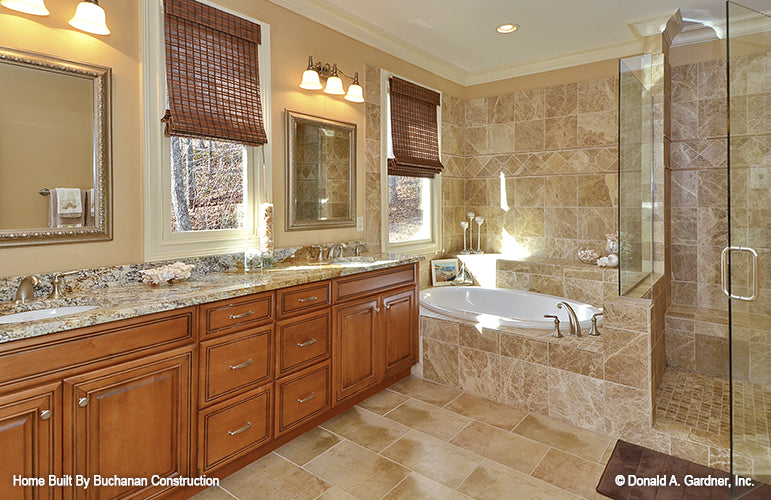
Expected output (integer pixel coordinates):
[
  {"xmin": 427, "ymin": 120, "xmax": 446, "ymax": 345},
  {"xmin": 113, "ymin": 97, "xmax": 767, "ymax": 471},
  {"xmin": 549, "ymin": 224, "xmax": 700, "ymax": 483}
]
[
  {"xmin": 297, "ymin": 392, "xmax": 317, "ymax": 404},
  {"xmin": 229, "ymin": 359, "xmax": 254, "ymax": 370},
  {"xmin": 297, "ymin": 338, "xmax": 318, "ymax": 348},
  {"xmin": 228, "ymin": 422, "xmax": 252, "ymax": 436},
  {"xmin": 229, "ymin": 310, "xmax": 255, "ymax": 320},
  {"xmin": 40, "ymin": 410, "xmax": 52, "ymax": 420},
  {"xmin": 78, "ymin": 397, "xmax": 89, "ymax": 408},
  {"xmin": 297, "ymin": 296, "xmax": 318, "ymax": 303}
]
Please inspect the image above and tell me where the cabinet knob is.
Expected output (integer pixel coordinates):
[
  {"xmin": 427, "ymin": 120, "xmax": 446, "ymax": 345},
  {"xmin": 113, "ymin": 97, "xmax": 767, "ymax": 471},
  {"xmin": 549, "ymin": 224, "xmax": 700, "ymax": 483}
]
[
  {"xmin": 374, "ymin": 307, "xmax": 381, "ymax": 313},
  {"xmin": 40, "ymin": 409, "xmax": 52, "ymax": 420},
  {"xmin": 78, "ymin": 397, "xmax": 90, "ymax": 408}
]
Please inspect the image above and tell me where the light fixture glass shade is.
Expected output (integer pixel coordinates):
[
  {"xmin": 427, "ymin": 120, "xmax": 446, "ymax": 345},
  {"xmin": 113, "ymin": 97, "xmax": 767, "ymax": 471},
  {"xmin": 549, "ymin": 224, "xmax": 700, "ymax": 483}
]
[
  {"xmin": 1, "ymin": 0, "xmax": 49, "ymax": 16},
  {"xmin": 344, "ymin": 83, "xmax": 364, "ymax": 103},
  {"xmin": 300, "ymin": 69, "xmax": 322, "ymax": 90},
  {"xmin": 69, "ymin": 0, "xmax": 110, "ymax": 36},
  {"xmin": 324, "ymin": 76, "xmax": 345, "ymax": 95}
]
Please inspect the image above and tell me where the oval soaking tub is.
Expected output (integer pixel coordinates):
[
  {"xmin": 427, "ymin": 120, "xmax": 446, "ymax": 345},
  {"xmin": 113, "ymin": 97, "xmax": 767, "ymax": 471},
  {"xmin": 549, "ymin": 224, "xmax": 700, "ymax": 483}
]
[{"xmin": 419, "ymin": 286, "xmax": 601, "ymax": 330}]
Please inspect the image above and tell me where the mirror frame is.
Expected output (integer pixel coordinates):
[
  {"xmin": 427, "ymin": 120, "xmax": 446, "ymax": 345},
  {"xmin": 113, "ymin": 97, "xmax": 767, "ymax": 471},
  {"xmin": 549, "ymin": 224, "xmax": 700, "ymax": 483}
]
[
  {"xmin": 0, "ymin": 46, "xmax": 112, "ymax": 247},
  {"xmin": 285, "ymin": 110, "xmax": 356, "ymax": 231}
]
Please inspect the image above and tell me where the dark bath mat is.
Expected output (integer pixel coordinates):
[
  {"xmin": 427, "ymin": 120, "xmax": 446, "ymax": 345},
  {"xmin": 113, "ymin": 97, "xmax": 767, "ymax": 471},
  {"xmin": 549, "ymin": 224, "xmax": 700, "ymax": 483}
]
[{"xmin": 596, "ymin": 440, "xmax": 771, "ymax": 499}]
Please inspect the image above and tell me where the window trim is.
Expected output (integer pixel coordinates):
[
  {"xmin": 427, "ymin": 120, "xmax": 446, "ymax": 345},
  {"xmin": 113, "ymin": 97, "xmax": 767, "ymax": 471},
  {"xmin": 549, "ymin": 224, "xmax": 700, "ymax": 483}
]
[
  {"xmin": 380, "ymin": 69, "xmax": 442, "ymax": 254},
  {"xmin": 141, "ymin": 0, "xmax": 272, "ymax": 261}
]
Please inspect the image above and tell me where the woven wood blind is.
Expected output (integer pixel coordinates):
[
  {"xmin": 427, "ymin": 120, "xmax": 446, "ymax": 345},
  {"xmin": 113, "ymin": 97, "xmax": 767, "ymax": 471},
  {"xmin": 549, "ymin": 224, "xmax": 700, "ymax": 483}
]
[
  {"xmin": 388, "ymin": 77, "xmax": 443, "ymax": 178},
  {"xmin": 163, "ymin": 0, "xmax": 267, "ymax": 146}
]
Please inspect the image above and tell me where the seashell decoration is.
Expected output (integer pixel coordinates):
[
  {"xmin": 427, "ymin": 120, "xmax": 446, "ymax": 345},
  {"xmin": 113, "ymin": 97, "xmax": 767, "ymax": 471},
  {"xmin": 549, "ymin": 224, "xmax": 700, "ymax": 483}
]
[
  {"xmin": 577, "ymin": 248, "xmax": 600, "ymax": 264},
  {"xmin": 140, "ymin": 262, "xmax": 195, "ymax": 286}
]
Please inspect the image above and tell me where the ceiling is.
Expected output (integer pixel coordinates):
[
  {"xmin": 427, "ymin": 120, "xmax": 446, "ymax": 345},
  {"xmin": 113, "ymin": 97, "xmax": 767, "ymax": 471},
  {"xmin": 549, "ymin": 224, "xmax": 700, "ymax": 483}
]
[{"xmin": 270, "ymin": 0, "xmax": 771, "ymax": 85}]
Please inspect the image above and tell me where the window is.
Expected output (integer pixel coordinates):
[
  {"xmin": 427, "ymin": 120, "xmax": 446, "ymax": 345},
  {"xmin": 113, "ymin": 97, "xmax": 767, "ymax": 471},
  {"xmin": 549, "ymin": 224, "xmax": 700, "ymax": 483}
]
[
  {"xmin": 142, "ymin": 0, "xmax": 271, "ymax": 260},
  {"xmin": 381, "ymin": 72, "xmax": 442, "ymax": 252}
]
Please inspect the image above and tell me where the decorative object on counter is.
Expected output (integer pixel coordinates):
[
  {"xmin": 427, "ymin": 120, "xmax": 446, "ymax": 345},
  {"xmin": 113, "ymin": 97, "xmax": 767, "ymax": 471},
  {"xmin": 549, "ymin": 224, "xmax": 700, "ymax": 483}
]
[
  {"xmin": 597, "ymin": 254, "xmax": 619, "ymax": 268},
  {"xmin": 140, "ymin": 262, "xmax": 195, "ymax": 286},
  {"xmin": 431, "ymin": 258, "xmax": 459, "ymax": 287},
  {"xmin": 577, "ymin": 247, "xmax": 600, "ymax": 264},
  {"xmin": 474, "ymin": 216, "xmax": 484, "ymax": 254},
  {"xmin": 259, "ymin": 203, "xmax": 274, "ymax": 256},
  {"xmin": 466, "ymin": 212, "xmax": 475, "ymax": 252},
  {"xmin": 460, "ymin": 221, "xmax": 470, "ymax": 254},
  {"xmin": 605, "ymin": 232, "xmax": 619, "ymax": 255},
  {"xmin": 299, "ymin": 56, "xmax": 364, "ymax": 103},
  {"xmin": 244, "ymin": 246, "xmax": 262, "ymax": 273}
]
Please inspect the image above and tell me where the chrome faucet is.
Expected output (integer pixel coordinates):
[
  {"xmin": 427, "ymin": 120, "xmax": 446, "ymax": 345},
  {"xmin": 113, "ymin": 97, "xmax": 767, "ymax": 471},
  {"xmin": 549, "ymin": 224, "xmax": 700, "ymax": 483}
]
[
  {"xmin": 14, "ymin": 276, "xmax": 39, "ymax": 304},
  {"xmin": 329, "ymin": 243, "xmax": 347, "ymax": 259},
  {"xmin": 556, "ymin": 301, "xmax": 581, "ymax": 337}
]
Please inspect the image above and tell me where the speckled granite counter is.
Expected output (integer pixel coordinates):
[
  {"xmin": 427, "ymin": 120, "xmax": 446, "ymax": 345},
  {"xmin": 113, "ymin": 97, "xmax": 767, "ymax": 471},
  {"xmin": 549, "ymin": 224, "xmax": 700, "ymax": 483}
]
[{"xmin": 0, "ymin": 254, "xmax": 419, "ymax": 344}]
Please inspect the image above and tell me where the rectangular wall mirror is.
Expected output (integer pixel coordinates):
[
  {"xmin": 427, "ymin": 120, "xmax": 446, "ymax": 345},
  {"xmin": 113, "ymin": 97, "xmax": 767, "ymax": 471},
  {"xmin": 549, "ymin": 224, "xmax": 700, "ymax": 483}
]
[
  {"xmin": 286, "ymin": 110, "xmax": 356, "ymax": 231},
  {"xmin": 0, "ymin": 46, "xmax": 112, "ymax": 247}
]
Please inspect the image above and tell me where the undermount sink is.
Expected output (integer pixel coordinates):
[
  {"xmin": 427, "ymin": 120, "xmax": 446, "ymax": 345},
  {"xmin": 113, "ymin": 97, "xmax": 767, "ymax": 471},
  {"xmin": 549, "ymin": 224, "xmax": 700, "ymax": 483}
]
[
  {"xmin": 331, "ymin": 256, "xmax": 376, "ymax": 264},
  {"xmin": 0, "ymin": 305, "xmax": 98, "ymax": 325}
]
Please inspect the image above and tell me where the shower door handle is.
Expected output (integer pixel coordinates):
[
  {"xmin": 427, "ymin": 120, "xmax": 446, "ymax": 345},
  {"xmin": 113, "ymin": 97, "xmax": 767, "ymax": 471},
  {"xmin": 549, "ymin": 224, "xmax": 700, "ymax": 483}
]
[{"xmin": 721, "ymin": 246, "xmax": 759, "ymax": 302}]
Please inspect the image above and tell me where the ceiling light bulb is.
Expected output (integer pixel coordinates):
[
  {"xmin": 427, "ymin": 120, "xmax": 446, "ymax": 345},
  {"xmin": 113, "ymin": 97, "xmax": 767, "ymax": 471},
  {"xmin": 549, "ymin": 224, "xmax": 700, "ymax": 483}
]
[
  {"xmin": 69, "ymin": 0, "xmax": 110, "ymax": 36},
  {"xmin": 300, "ymin": 69, "xmax": 322, "ymax": 90},
  {"xmin": 324, "ymin": 75, "xmax": 344, "ymax": 95},
  {"xmin": 1, "ymin": 0, "xmax": 49, "ymax": 16},
  {"xmin": 496, "ymin": 23, "xmax": 519, "ymax": 34}
]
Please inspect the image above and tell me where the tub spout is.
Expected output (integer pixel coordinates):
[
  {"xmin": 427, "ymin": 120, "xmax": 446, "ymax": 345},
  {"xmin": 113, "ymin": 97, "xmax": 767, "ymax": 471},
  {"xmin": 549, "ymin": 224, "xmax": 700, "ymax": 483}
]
[{"xmin": 556, "ymin": 302, "xmax": 581, "ymax": 337}]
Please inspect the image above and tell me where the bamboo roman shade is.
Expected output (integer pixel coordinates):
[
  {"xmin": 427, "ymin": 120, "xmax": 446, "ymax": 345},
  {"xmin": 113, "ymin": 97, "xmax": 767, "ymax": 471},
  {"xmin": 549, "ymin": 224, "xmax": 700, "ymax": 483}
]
[
  {"xmin": 163, "ymin": 0, "xmax": 267, "ymax": 146},
  {"xmin": 388, "ymin": 77, "xmax": 443, "ymax": 178}
]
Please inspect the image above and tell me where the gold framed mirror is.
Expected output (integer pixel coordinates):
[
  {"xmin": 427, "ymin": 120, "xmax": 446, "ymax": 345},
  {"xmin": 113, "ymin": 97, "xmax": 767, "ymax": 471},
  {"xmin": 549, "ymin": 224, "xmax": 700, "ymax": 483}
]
[
  {"xmin": 0, "ymin": 46, "xmax": 112, "ymax": 247},
  {"xmin": 285, "ymin": 110, "xmax": 356, "ymax": 231}
]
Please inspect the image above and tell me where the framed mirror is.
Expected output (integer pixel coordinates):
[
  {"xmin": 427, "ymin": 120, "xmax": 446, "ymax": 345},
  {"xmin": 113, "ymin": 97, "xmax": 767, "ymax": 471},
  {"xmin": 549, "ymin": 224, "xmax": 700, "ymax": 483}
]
[
  {"xmin": 286, "ymin": 110, "xmax": 356, "ymax": 230},
  {"xmin": 0, "ymin": 46, "xmax": 112, "ymax": 247}
]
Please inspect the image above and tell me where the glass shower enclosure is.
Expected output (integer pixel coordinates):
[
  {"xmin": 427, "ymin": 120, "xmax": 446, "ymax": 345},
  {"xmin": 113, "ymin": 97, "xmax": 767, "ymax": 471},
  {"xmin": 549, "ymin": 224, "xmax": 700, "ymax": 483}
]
[{"xmin": 727, "ymin": 1, "xmax": 771, "ymax": 496}]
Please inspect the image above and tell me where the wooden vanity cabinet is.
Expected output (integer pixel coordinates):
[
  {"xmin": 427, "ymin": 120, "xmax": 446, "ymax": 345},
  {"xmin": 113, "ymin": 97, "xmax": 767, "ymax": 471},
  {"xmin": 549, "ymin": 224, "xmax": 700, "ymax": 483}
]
[
  {"xmin": 0, "ymin": 383, "xmax": 60, "ymax": 500},
  {"xmin": 332, "ymin": 264, "xmax": 418, "ymax": 404},
  {"xmin": 63, "ymin": 347, "xmax": 193, "ymax": 500},
  {"xmin": 0, "ymin": 264, "xmax": 418, "ymax": 499}
]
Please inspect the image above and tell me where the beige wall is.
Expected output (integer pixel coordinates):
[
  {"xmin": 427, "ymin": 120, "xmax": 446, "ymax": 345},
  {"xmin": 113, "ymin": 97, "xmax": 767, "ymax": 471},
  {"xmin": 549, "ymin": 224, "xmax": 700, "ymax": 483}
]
[{"xmin": 0, "ymin": 0, "xmax": 465, "ymax": 277}]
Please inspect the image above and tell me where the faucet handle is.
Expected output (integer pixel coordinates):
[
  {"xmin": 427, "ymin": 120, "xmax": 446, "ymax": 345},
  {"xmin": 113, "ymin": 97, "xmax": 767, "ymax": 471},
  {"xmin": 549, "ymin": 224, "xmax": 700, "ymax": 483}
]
[
  {"xmin": 49, "ymin": 271, "xmax": 78, "ymax": 299},
  {"xmin": 588, "ymin": 312, "xmax": 603, "ymax": 336},
  {"xmin": 544, "ymin": 315, "xmax": 562, "ymax": 338}
]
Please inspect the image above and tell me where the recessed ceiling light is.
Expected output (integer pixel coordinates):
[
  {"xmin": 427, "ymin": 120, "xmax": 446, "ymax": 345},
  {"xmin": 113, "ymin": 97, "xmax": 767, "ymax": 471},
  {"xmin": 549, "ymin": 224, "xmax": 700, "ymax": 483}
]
[{"xmin": 497, "ymin": 23, "xmax": 519, "ymax": 34}]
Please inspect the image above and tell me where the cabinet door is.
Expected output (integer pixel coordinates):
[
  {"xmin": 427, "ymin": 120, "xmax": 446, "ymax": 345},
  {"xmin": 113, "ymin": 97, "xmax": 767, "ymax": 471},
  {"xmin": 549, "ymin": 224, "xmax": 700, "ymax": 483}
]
[
  {"xmin": 381, "ymin": 287, "xmax": 418, "ymax": 377},
  {"xmin": 332, "ymin": 298, "xmax": 380, "ymax": 403},
  {"xmin": 64, "ymin": 348, "xmax": 193, "ymax": 500},
  {"xmin": 0, "ymin": 383, "xmax": 60, "ymax": 500}
]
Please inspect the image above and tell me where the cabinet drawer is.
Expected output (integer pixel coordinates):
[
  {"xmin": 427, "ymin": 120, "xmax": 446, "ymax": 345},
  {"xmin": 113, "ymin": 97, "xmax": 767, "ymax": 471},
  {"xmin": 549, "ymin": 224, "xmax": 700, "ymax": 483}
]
[
  {"xmin": 277, "ymin": 281, "xmax": 331, "ymax": 318},
  {"xmin": 275, "ymin": 362, "xmax": 331, "ymax": 436},
  {"xmin": 198, "ymin": 385, "xmax": 272, "ymax": 474},
  {"xmin": 200, "ymin": 326, "xmax": 272, "ymax": 406},
  {"xmin": 277, "ymin": 310, "xmax": 331, "ymax": 377},
  {"xmin": 201, "ymin": 292, "xmax": 274, "ymax": 336},
  {"xmin": 333, "ymin": 264, "xmax": 416, "ymax": 303}
]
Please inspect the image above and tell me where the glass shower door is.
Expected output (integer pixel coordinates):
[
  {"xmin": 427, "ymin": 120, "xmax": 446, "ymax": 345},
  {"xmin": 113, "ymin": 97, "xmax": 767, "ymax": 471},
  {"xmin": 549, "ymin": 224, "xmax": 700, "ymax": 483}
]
[{"xmin": 727, "ymin": 2, "xmax": 771, "ymax": 495}]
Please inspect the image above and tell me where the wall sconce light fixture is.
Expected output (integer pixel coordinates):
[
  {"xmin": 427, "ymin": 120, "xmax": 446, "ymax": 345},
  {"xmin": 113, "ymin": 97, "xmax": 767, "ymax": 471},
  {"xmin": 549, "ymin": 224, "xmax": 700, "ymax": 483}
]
[
  {"xmin": 1, "ymin": 0, "xmax": 110, "ymax": 35},
  {"xmin": 299, "ymin": 56, "xmax": 364, "ymax": 103},
  {"xmin": 69, "ymin": 0, "xmax": 110, "ymax": 36},
  {"xmin": 0, "ymin": 0, "xmax": 49, "ymax": 16}
]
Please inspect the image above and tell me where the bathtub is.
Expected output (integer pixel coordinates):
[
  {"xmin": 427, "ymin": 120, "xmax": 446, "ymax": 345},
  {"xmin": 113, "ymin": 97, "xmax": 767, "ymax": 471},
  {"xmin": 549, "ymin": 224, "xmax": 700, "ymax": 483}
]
[{"xmin": 419, "ymin": 286, "xmax": 601, "ymax": 330}]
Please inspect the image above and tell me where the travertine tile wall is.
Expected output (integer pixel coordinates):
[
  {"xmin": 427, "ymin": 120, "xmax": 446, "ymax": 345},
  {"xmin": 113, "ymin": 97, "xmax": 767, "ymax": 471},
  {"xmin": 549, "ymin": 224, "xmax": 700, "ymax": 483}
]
[{"xmin": 443, "ymin": 79, "xmax": 620, "ymax": 261}]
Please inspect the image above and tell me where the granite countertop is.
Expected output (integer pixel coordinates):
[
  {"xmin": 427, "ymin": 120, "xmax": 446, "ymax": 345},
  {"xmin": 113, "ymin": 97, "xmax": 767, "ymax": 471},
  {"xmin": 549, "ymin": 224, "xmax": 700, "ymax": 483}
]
[{"xmin": 0, "ymin": 254, "xmax": 420, "ymax": 344}]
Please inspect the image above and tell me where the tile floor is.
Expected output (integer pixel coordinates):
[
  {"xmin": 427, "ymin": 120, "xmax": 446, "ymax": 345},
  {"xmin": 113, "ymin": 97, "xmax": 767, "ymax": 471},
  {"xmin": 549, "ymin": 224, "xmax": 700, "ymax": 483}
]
[{"xmin": 193, "ymin": 377, "xmax": 615, "ymax": 500}]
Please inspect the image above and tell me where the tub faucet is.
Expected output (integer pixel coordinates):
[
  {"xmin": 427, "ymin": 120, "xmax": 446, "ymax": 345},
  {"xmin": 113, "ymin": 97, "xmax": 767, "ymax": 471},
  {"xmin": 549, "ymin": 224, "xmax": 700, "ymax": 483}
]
[
  {"xmin": 556, "ymin": 301, "xmax": 581, "ymax": 337},
  {"xmin": 14, "ymin": 275, "xmax": 39, "ymax": 304},
  {"xmin": 329, "ymin": 243, "xmax": 347, "ymax": 259}
]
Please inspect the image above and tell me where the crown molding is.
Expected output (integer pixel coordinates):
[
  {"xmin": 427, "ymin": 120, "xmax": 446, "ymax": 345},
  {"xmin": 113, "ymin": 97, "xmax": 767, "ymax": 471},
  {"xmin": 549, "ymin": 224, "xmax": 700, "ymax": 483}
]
[
  {"xmin": 464, "ymin": 39, "xmax": 642, "ymax": 86},
  {"xmin": 270, "ymin": 0, "xmax": 654, "ymax": 87},
  {"xmin": 627, "ymin": 8, "xmax": 684, "ymax": 47},
  {"xmin": 267, "ymin": 0, "xmax": 467, "ymax": 85}
]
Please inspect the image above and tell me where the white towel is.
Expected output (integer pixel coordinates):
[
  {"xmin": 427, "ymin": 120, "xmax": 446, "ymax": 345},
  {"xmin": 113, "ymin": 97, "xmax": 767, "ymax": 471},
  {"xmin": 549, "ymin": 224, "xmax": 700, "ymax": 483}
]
[{"xmin": 54, "ymin": 188, "xmax": 83, "ymax": 218}]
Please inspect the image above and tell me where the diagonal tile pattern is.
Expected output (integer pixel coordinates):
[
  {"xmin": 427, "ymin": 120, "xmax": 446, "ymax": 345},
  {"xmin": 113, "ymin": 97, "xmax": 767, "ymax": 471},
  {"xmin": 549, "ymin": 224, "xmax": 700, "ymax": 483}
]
[{"xmin": 194, "ymin": 377, "xmax": 613, "ymax": 500}]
